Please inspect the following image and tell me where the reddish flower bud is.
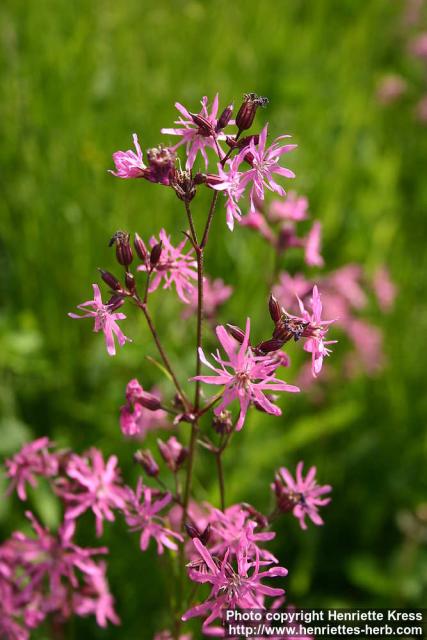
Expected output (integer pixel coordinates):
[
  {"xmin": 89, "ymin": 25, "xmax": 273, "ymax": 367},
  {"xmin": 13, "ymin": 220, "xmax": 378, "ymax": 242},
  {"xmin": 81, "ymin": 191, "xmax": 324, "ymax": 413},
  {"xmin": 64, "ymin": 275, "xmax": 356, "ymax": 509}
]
[
  {"xmin": 217, "ymin": 104, "xmax": 233, "ymax": 131},
  {"xmin": 98, "ymin": 269, "xmax": 122, "ymax": 292},
  {"xmin": 241, "ymin": 503, "xmax": 269, "ymax": 529},
  {"xmin": 255, "ymin": 338, "xmax": 284, "ymax": 354},
  {"xmin": 268, "ymin": 295, "xmax": 282, "ymax": 323},
  {"xmin": 189, "ymin": 112, "xmax": 215, "ymax": 137},
  {"xmin": 133, "ymin": 450, "xmax": 159, "ymax": 477},
  {"xmin": 134, "ymin": 233, "xmax": 148, "ymax": 261},
  {"xmin": 107, "ymin": 294, "xmax": 125, "ymax": 311},
  {"xmin": 157, "ymin": 436, "xmax": 188, "ymax": 472},
  {"xmin": 212, "ymin": 410, "xmax": 233, "ymax": 434},
  {"xmin": 185, "ymin": 522, "xmax": 211, "ymax": 545},
  {"xmin": 138, "ymin": 390, "xmax": 162, "ymax": 411},
  {"xmin": 236, "ymin": 134, "xmax": 260, "ymax": 149},
  {"xmin": 146, "ymin": 146, "xmax": 176, "ymax": 185},
  {"xmin": 109, "ymin": 231, "xmax": 133, "ymax": 267},
  {"xmin": 236, "ymin": 93, "xmax": 268, "ymax": 132},
  {"xmin": 170, "ymin": 169, "xmax": 196, "ymax": 202},
  {"xmin": 194, "ymin": 172, "xmax": 207, "ymax": 185},
  {"xmin": 150, "ymin": 242, "xmax": 163, "ymax": 267},
  {"xmin": 125, "ymin": 272, "xmax": 136, "ymax": 295},
  {"xmin": 225, "ymin": 324, "xmax": 246, "ymax": 344}
]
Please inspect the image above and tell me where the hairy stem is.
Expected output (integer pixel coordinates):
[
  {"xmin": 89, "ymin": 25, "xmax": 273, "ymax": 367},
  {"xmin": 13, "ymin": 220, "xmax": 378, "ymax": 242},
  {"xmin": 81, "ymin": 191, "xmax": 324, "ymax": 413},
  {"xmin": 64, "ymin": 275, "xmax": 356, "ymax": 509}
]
[{"xmin": 216, "ymin": 451, "xmax": 225, "ymax": 511}]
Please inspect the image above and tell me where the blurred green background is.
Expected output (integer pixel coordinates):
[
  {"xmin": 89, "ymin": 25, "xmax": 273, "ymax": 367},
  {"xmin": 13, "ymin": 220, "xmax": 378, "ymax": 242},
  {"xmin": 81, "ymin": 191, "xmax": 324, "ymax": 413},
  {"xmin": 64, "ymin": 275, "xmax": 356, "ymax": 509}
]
[{"xmin": 1, "ymin": 0, "xmax": 427, "ymax": 637}]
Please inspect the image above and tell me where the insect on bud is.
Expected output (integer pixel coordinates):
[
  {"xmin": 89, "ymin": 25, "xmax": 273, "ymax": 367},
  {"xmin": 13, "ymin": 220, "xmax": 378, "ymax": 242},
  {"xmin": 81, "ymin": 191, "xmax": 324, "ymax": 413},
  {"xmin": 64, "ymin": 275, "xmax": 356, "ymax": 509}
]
[
  {"xmin": 150, "ymin": 242, "xmax": 163, "ymax": 268},
  {"xmin": 236, "ymin": 93, "xmax": 269, "ymax": 132},
  {"xmin": 216, "ymin": 104, "xmax": 234, "ymax": 131},
  {"xmin": 134, "ymin": 233, "xmax": 148, "ymax": 261},
  {"xmin": 98, "ymin": 269, "xmax": 122, "ymax": 292},
  {"xmin": 133, "ymin": 450, "xmax": 159, "ymax": 477},
  {"xmin": 125, "ymin": 272, "xmax": 136, "ymax": 295},
  {"xmin": 268, "ymin": 295, "xmax": 282, "ymax": 323},
  {"xmin": 109, "ymin": 231, "xmax": 133, "ymax": 268},
  {"xmin": 226, "ymin": 324, "xmax": 246, "ymax": 344}
]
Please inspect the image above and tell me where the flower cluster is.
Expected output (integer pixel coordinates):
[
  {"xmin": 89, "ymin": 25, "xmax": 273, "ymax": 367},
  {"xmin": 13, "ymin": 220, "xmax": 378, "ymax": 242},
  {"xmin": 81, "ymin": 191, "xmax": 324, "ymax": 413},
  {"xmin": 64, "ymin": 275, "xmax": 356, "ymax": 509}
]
[{"xmin": 5, "ymin": 89, "xmax": 399, "ymax": 638}]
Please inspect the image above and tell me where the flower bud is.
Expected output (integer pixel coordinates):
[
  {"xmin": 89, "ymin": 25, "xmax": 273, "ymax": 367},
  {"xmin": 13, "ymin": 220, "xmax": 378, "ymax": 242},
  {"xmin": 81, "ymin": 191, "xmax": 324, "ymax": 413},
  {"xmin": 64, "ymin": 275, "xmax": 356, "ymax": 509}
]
[
  {"xmin": 268, "ymin": 295, "xmax": 282, "ymax": 323},
  {"xmin": 217, "ymin": 104, "xmax": 233, "ymax": 131},
  {"xmin": 138, "ymin": 390, "xmax": 162, "ymax": 411},
  {"xmin": 98, "ymin": 269, "xmax": 122, "ymax": 292},
  {"xmin": 255, "ymin": 338, "xmax": 284, "ymax": 354},
  {"xmin": 157, "ymin": 436, "xmax": 188, "ymax": 472},
  {"xmin": 133, "ymin": 450, "xmax": 159, "ymax": 477},
  {"xmin": 146, "ymin": 146, "xmax": 176, "ymax": 185},
  {"xmin": 241, "ymin": 503, "xmax": 269, "ymax": 529},
  {"xmin": 189, "ymin": 113, "xmax": 215, "ymax": 137},
  {"xmin": 171, "ymin": 169, "xmax": 196, "ymax": 202},
  {"xmin": 212, "ymin": 410, "xmax": 233, "ymax": 434},
  {"xmin": 150, "ymin": 242, "xmax": 163, "ymax": 267},
  {"xmin": 185, "ymin": 522, "xmax": 211, "ymax": 545},
  {"xmin": 225, "ymin": 324, "xmax": 246, "ymax": 344},
  {"xmin": 107, "ymin": 294, "xmax": 125, "ymax": 311},
  {"xmin": 109, "ymin": 231, "xmax": 133, "ymax": 267},
  {"xmin": 134, "ymin": 233, "xmax": 148, "ymax": 261},
  {"xmin": 236, "ymin": 93, "xmax": 268, "ymax": 132},
  {"xmin": 125, "ymin": 272, "xmax": 136, "ymax": 295}
]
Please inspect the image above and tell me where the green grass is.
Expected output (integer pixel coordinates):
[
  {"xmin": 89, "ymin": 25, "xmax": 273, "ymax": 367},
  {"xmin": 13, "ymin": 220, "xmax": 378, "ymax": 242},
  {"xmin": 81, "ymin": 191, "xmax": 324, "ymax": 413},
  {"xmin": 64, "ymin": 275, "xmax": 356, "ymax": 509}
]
[{"xmin": 1, "ymin": 0, "xmax": 427, "ymax": 637}]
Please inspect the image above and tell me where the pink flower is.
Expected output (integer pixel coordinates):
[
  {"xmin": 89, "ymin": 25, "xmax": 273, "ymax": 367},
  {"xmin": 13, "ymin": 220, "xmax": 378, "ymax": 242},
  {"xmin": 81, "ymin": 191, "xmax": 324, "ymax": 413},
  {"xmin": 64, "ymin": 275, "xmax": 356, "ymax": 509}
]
[
  {"xmin": 182, "ymin": 537, "xmax": 287, "ymax": 636},
  {"xmin": 161, "ymin": 94, "xmax": 229, "ymax": 169},
  {"xmin": 5, "ymin": 438, "xmax": 58, "ymax": 501},
  {"xmin": 409, "ymin": 32, "xmax": 427, "ymax": 59},
  {"xmin": 304, "ymin": 221, "xmax": 324, "ymax": 267},
  {"xmin": 59, "ymin": 449, "xmax": 127, "ymax": 537},
  {"xmin": 273, "ymin": 462, "xmax": 332, "ymax": 530},
  {"xmin": 192, "ymin": 318, "xmax": 299, "ymax": 431},
  {"xmin": 239, "ymin": 209, "xmax": 276, "ymax": 244},
  {"xmin": 373, "ymin": 266, "xmax": 396, "ymax": 311},
  {"xmin": 69, "ymin": 284, "xmax": 131, "ymax": 356},
  {"xmin": 235, "ymin": 124, "xmax": 296, "ymax": 212},
  {"xmin": 297, "ymin": 286, "xmax": 336, "ymax": 377},
  {"xmin": 208, "ymin": 504, "xmax": 277, "ymax": 565},
  {"xmin": 157, "ymin": 436, "xmax": 188, "ymax": 472},
  {"xmin": 208, "ymin": 159, "xmax": 246, "ymax": 230},
  {"xmin": 183, "ymin": 276, "xmax": 233, "ymax": 320},
  {"xmin": 269, "ymin": 192, "xmax": 309, "ymax": 222},
  {"xmin": 415, "ymin": 94, "xmax": 427, "ymax": 123},
  {"xmin": 2, "ymin": 512, "xmax": 119, "ymax": 628},
  {"xmin": 120, "ymin": 379, "xmax": 168, "ymax": 439},
  {"xmin": 72, "ymin": 561, "xmax": 120, "ymax": 628},
  {"xmin": 376, "ymin": 75, "xmax": 407, "ymax": 105},
  {"xmin": 137, "ymin": 229, "xmax": 197, "ymax": 303},
  {"xmin": 273, "ymin": 272, "xmax": 312, "ymax": 309},
  {"xmin": 109, "ymin": 133, "xmax": 146, "ymax": 178},
  {"xmin": 123, "ymin": 479, "xmax": 183, "ymax": 554}
]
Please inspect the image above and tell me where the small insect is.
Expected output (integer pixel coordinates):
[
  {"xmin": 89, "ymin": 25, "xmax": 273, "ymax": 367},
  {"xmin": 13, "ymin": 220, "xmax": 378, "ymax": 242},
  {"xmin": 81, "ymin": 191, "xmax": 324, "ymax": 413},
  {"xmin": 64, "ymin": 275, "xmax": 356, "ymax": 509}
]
[{"xmin": 243, "ymin": 92, "xmax": 269, "ymax": 108}]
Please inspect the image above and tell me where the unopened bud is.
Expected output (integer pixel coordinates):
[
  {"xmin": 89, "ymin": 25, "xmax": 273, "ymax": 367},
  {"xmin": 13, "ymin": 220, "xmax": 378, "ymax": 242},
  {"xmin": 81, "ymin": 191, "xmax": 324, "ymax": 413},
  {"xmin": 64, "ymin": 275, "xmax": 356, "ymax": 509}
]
[
  {"xmin": 134, "ymin": 233, "xmax": 148, "ymax": 261},
  {"xmin": 138, "ymin": 391, "xmax": 162, "ymax": 411},
  {"xmin": 125, "ymin": 272, "xmax": 136, "ymax": 295},
  {"xmin": 212, "ymin": 410, "xmax": 233, "ymax": 434},
  {"xmin": 150, "ymin": 242, "xmax": 163, "ymax": 268},
  {"xmin": 171, "ymin": 169, "xmax": 196, "ymax": 202},
  {"xmin": 268, "ymin": 295, "xmax": 282, "ymax": 323},
  {"xmin": 157, "ymin": 436, "xmax": 188, "ymax": 472},
  {"xmin": 255, "ymin": 338, "xmax": 284, "ymax": 354},
  {"xmin": 241, "ymin": 503, "xmax": 269, "ymax": 529},
  {"xmin": 217, "ymin": 104, "xmax": 233, "ymax": 131},
  {"xmin": 226, "ymin": 324, "xmax": 246, "ymax": 344},
  {"xmin": 133, "ymin": 450, "xmax": 159, "ymax": 477},
  {"xmin": 184, "ymin": 522, "xmax": 211, "ymax": 545},
  {"xmin": 110, "ymin": 231, "xmax": 133, "ymax": 267},
  {"xmin": 236, "ymin": 93, "xmax": 268, "ymax": 132},
  {"xmin": 98, "ymin": 269, "xmax": 122, "ymax": 291},
  {"xmin": 189, "ymin": 113, "xmax": 215, "ymax": 137},
  {"xmin": 194, "ymin": 172, "xmax": 207, "ymax": 185},
  {"xmin": 107, "ymin": 294, "xmax": 125, "ymax": 311}
]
